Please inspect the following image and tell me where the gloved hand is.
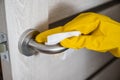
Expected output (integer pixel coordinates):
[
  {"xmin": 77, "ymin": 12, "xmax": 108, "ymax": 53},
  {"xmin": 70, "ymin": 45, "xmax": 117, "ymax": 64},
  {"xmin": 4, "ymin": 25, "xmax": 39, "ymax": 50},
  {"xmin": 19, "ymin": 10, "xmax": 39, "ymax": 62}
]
[{"xmin": 35, "ymin": 12, "xmax": 120, "ymax": 57}]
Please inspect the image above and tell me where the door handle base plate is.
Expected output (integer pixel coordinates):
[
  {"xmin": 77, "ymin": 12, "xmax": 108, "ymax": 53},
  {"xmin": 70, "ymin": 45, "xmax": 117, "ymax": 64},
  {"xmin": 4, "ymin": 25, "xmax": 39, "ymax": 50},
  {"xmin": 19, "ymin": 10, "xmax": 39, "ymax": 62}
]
[{"xmin": 18, "ymin": 29, "xmax": 39, "ymax": 56}]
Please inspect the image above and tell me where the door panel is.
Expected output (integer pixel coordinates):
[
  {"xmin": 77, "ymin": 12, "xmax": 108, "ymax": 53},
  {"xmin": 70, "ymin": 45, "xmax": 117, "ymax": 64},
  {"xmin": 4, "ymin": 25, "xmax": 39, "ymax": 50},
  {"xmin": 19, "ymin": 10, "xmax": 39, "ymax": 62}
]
[
  {"xmin": 93, "ymin": 59, "xmax": 120, "ymax": 80},
  {"xmin": 49, "ymin": 0, "xmax": 111, "ymax": 23},
  {"xmin": 99, "ymin": 3, "xmax": 120, "ymax": 22},
  {"xmin": 4, "ymin": 0, "xmax": 48, "ymax": 80}
]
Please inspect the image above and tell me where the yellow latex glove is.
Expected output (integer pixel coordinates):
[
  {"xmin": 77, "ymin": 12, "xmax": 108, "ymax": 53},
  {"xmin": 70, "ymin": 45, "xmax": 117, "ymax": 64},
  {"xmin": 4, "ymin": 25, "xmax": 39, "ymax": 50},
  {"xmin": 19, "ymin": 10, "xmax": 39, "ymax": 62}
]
[{"xmin": 35, "ymin": 12, "xmax": 120, "ymax": 57}]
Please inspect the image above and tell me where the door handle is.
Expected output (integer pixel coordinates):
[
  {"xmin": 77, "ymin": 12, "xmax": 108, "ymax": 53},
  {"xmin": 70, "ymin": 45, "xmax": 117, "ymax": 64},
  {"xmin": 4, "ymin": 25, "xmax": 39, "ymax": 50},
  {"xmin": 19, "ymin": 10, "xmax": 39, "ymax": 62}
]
[{"xmin": 18, "ymin": 29, "xmax": 67, "ymax": 56}]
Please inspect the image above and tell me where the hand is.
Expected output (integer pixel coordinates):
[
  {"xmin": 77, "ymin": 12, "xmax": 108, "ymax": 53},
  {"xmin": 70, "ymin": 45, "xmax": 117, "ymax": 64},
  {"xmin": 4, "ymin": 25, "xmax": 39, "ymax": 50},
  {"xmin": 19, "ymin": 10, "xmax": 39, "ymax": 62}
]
[{"xmin": 35, "ymin": 12, "xmax": 120, "ymax": 57}]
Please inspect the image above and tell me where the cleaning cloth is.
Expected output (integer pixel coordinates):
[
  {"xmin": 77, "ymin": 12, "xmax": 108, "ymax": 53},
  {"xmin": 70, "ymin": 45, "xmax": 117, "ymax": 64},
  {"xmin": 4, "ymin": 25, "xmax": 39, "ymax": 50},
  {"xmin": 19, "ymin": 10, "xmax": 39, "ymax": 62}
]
[{"xmin": 45, "ymin": 31, "xmax": 81, "ymax": 45}]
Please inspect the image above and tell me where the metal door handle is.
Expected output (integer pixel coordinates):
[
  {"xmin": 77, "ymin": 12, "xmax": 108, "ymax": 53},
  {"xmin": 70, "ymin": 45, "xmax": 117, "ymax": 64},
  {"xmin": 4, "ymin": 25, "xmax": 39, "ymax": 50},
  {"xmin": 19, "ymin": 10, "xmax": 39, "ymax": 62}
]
[{"xmin": 18, "ymin": 29, "xmax": 67, "ymax": 56}]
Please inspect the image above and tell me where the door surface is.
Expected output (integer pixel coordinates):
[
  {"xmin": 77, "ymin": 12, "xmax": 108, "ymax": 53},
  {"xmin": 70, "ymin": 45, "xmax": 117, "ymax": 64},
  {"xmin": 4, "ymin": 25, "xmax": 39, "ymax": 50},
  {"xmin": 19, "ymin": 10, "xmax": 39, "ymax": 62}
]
[
  {"xmin": 4, "ymin": 0, "xmax": 48, "ymax": 80},
  {"xmin": 2, "ymin": 0, "xmax": 120, "ymax": 80}
]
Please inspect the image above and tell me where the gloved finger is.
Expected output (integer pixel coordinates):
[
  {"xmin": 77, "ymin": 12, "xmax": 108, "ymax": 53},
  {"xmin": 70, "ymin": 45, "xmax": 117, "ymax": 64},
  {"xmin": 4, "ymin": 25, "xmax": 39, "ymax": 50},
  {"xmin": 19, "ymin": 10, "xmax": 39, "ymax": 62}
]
[
  {"xmin": 85, "ymin": 35, "xmax": 117, "ymax": 52},
  {"xmin": 60, "ymin": 35, "xmax": 87, "ymax": 49},
  {"xmin": 60, "ymin": 35, "xmax": 117, "ymax": 52},
  {"xmin": 63, "ymin": 12, "xmax": 100, "ymax": 34},
  {"xmin": 109, "ymin": 48, "xmax": 120, "ymax": 57},
  {"xmin": 35, "ymin": 26, "xmax": 63, "ymax": 43}
]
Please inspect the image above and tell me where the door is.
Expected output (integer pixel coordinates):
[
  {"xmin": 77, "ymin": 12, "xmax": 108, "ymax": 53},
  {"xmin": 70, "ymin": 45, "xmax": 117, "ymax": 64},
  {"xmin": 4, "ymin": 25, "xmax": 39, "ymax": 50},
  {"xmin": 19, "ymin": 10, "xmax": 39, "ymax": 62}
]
[
  {"xmin": 4, "ymin": 0, "xmax": 48, "ymax": 80},
  {"xmin": 2, "ymin": 0, "xmax": 120, "ymax": 80}
]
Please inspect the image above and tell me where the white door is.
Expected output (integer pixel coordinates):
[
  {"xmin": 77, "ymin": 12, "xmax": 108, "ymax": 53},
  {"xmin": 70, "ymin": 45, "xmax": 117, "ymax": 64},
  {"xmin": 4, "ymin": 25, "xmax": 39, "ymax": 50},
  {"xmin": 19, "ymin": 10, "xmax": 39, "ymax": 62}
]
[{"xmin": 1, "ymin": 0, "xmax": 120, "ymax": 80}]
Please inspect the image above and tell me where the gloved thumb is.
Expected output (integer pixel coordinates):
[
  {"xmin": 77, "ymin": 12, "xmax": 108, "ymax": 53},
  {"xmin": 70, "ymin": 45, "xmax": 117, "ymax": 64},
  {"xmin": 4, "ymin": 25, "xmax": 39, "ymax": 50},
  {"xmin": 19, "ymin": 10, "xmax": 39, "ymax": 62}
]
[
  {"xmin": 35, "ymin": 26, "xmax": 63, "ymax": 43},
  {"xmin": 60, "ymin": 35, "xmax": 88, "ymax": 49}
]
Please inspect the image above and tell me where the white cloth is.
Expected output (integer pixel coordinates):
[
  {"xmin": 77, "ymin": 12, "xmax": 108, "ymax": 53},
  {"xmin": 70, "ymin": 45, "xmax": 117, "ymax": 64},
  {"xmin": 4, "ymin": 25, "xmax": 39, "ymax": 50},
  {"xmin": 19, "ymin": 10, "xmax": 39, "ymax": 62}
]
[{"xmin": 45, "ymin": 31, "xmax": 81, "ymax": 45}]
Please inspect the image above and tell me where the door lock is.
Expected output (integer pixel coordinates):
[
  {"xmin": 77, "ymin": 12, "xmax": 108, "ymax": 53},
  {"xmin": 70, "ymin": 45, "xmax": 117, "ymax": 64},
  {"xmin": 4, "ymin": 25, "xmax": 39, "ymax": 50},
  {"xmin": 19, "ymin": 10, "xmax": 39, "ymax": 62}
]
[
  {"xmin": 0, "ymin": 33, "xmax": 10, "ymax": 62},
  {"xmin": 0, "ymin": 33, "xmax": 7, "ymax": 52}
]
